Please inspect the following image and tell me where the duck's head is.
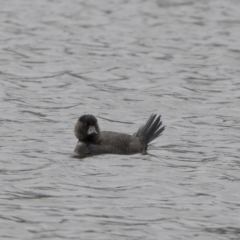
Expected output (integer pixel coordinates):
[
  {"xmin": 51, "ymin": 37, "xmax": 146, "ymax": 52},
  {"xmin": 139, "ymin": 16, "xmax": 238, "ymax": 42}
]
[{"xmin": 74, "ymin": 114, "xmax": 100, "ymax": 142}]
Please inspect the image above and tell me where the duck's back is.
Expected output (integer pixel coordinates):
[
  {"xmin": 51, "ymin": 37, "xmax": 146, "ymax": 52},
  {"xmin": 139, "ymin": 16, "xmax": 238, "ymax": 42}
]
[{"xmin": 99, "ymin": 131, "xmax": 143, "ymax": 154}]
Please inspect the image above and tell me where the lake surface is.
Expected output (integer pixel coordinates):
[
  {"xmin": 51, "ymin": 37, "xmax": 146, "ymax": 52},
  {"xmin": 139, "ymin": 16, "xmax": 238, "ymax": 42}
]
[{"xmin": 0, "ymin": 0, "xmax": 240, "ymax": 239}]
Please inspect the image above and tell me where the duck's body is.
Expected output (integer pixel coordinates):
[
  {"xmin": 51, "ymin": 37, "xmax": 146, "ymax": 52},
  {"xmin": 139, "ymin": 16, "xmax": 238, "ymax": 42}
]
[
  {"xmin": 74, "ymin": 131, "xmax": 142, "ymax": 155},
  {"xmin": 74, "ymin": 114, "xmax": 165, "ymax": 157}
]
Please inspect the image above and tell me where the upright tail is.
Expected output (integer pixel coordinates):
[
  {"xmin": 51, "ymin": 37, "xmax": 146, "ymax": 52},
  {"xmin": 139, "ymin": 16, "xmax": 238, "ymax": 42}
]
[{"xmin": 133, "ymin": 114, "xmax": 165, "ymax": 144}]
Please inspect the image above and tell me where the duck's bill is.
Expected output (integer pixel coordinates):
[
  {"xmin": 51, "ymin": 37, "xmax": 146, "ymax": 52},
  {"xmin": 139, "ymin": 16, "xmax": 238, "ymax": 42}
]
[{"xmin": 88, "ymin": 126, "xmax": 98, "ymax": 135}]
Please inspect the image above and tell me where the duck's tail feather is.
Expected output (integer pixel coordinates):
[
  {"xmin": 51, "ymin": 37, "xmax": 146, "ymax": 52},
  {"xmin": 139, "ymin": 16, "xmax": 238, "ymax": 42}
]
[{"xmin": 133, "ymin": 114, "xmax": 165, "ymax": 144}]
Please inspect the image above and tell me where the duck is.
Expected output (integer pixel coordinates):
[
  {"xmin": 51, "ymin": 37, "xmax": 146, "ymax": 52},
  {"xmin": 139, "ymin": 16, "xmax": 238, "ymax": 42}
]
[{"xmin": 74, "ymin": 114, "xmax": 165, "ymax": 156}]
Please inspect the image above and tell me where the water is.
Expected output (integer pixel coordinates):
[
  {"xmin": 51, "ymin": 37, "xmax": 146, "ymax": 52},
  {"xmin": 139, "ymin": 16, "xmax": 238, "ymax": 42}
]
[{"xmin": 0, "ymin": 0, "xmax": 240, "ymax": 239}]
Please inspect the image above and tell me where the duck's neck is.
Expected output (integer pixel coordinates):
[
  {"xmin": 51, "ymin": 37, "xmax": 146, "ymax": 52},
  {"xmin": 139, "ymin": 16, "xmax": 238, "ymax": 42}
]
[{"xmin": 80, "ymin": 134, "xmax": 100, "ymax": 144}]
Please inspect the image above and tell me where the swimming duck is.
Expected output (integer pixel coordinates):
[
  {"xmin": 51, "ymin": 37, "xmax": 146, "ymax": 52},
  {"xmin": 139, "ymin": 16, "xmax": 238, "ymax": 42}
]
[{"xmin": 74, "ymin": 114, "xmax": 165, "ymax": 156}]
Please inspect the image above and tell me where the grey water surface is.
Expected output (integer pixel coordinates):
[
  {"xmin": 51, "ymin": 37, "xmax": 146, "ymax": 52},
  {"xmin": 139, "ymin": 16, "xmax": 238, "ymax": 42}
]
[{"xmin": 1, "ymin": 0, "xmax": 240, "ymax": 239}]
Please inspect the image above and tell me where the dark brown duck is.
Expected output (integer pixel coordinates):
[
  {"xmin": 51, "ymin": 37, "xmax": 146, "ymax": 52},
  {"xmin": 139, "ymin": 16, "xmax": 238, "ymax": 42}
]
[{"xmin": 74, "ymin": 114, "xmax": 165, "ymax": 156}]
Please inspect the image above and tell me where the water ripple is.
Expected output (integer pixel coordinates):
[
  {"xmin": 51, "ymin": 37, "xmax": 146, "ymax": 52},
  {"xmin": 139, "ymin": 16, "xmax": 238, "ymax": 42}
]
[{"xmin": 0, "ymin": 0, "xmax": 240, "ymax": 239}]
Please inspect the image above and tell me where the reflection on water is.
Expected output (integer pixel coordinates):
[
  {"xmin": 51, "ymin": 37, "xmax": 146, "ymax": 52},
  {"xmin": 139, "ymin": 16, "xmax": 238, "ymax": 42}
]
[{"xmin": 1, "ymin": 0, "xmax": 240, "ymax": 239}]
